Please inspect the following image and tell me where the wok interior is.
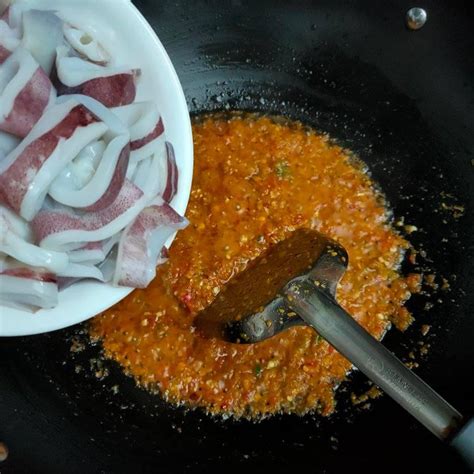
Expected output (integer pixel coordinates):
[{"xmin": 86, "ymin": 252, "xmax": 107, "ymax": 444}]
[{"xmin": 0, "ymin": 1, "xmax": 472, "ymax": 472}]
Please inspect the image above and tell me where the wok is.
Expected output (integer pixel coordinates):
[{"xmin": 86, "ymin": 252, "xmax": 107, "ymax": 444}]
[{"xmin": 0, "ymin": 0, "xmax": 473, "ymax": 472}]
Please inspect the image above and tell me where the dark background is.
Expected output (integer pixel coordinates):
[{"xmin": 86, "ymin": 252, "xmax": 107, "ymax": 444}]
[{"xmin": 1, "ymin": 1, "xmax": 473, "ymax": 473}]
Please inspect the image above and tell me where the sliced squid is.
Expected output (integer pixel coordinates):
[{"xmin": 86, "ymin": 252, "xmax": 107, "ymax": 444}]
[
  {"xmin": 132, "ymin": 152, "xmax": 163, "ymax": 199},
  {"xmin": 130, "ymin": 140, "xmax": 178, "ymax": 202},
  {"xmin": 3, "ymin": 2, "xmax": 23, "ymax": 32},
  {"xmin": 51, "ymin": 139, "xmax": 130, "ymax": 212},
  {"xmin": 51, "ymin": 140, "xmax": 106, "ymax": 190},
  {"xmin": 0, "ymin": 261, "xmax": 58, "ymax": 311},
  {"xmin": 32, "ymin": 179, "xmax": 149, "ymax": 251},
  {"xmin": 131, "ymin": 155, "xmax": 153, "ymax": 192},
  {"xmin": 49, "ymin": 95, "xmax": 131, "ymax": 212},
  {"xmin": 0, "ymin": 6, "xmax": 9, "ymax": 22},
  {"xmin": 21, "ymin": 9, "xmax": 64, "ymax": 75},
  {"xmin": 0, "ymin": 203, "xmax": 30, "ymax": 239},
  {"xmin": 0, "ymin": 129, "xmax": 19, "ymax": 155},
  {"xmin": 0, "ymin": 98, "xmax": 108, "ymax": 221},
  {"xmin": 0, "ymin": 4, "xmax": 187, "ymax": 311},
  {"xmin": 1, "ymin": 205, "xmax": 69, "ymax": 273},
  {"xmin": 0, "ymin": 43, "xmax": 11, "ymax": 64},
  {"xmin": 0, "ymin": 47, "xmax": 56, "ymax": 137},
  {"xmin": 163, "ymin": 141, "xmax": 178, "ymax": 203},
  {"xmin": 112, "ymin": 102, "xmax": 165, "ymax": 162},
  {"xmin": 54, "ymin": 45, "xmax": 138, "ymax": 107},
  {"xmin": 57, "ymin": 261, "xmax": 105, "ymax": 281},
  {"xmin": 68, "ymin": 234, "xmax": 120, "ymax": 265},
  {"xmin": 114, "ymin": 198, "xmax": 188, "ymax": 288},
  {"xmin": 0, "ymin": 19, "xmax": 20, "ymax": 63},
  {"xmin": 1, "ymin": 5, "xmax": 25, "ymax": 62},
  {"xmin": 57, "ymin": 238, "xmax": 119, "ymax": 289},
  {"xmin": 68, "ymin": 241, "xmax": 104, "ymax": 264},
  {"xmin": 98, "ymin": 245, "xmax": 118, "ymax": 283},
  {"xmin": 63, "ymin": 23, "xmax": 109, "ymax": 64}
]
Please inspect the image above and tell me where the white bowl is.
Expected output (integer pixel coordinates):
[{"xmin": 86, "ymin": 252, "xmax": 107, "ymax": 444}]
[{"xmin": 0, "ymin": 0, "xmax": 193, "ymax": 336}]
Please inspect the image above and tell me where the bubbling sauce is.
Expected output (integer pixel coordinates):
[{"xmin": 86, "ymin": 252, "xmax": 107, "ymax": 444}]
[{"xmin": 90, "ymin": 114, "xmax": 421, "ymax": 418}]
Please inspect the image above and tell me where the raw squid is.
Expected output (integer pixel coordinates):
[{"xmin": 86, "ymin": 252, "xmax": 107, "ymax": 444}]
[
  {"xmin": 0, "ymin": 2, "xmax": 185, "ymax": 313},
  {"xmin": 68, "ymin": 240, "xmax": 104, "ymax": 265},
  {"xmin": 0, "ymin": 19, "xmax": 19, "ymax": 63},
  {"xmin": 112, "ymin": 101, "xmax": 165, "ymax": 162},
  {"xmin": 0, "ymin": 98, "xmax": 107, "ymax": 220},
  {"xmin": 54, "ymin": 45, "xmax": 138, "ymax": 107},
  {"xmin": 3, "ymin": 2, "xmax": 24, "ymax": 32},
  {"xmin": 57, "ymin": 261, "xmax": 105, "ymax": 281},
  {"xmin": 68, "ymin": 234, "xmax": 120, "ymax": 265},
  {"xmin": 32, "ymin": 180, "xmax": 148, "ymax": 251},
  {"xmin": 132, "ymin": 151, "xmax": 165, "ymax": 199},
  {"xmin": 50, "ymin": 140, "xmax": 107, "ymax": 192},
  {"xmin": 21, "ymin": 9, "xmax": 64, "ymax": 75},
  {"xmin": 0, "ymin": 47, "xmax": 56, "ymax": 137},
  {"xmin": 0, "ymin": 204, "xmax": 68, "ymax": 273},
  {"xmin": 49, "ymin": 95, "xmax": 131, "ymax": 212},
  {"xmin": 0, "ymin": 4, "xmax": 8, "ymax": 21},
  {"xmin": 114, "ymin": 199, "xmax": 188, "ymax": 288},
  {"xmin": 0, "ymin": 259, "xmax": 58, "ymax": 310},
  {"xmin": 56, "ymin": 236, "xmax": 120, "ymax": 290},
  {"xmin": 63, "ymin": 23, "xmax": 109, "ymax": 64},
  {"xmin": 163, "ymin": 141, "xmax": 178, "ymax": 203},
  {"xmin": 131, "ymin": 141, "xmax": 178, "ymax": 201},
  {"xmin": 0, "ymin": 129, "xmax": 19, "ymax": 155}
]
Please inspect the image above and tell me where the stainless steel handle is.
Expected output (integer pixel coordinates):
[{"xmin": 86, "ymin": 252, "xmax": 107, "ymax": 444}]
[{"xmin": 285, "ymin": 278, "xmax": 463, "ymax": 441}]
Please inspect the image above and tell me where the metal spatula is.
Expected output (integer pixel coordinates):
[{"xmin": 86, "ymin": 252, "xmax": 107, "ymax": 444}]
[{"xmin": 195, "ymin": 228, "xmax": 474, "ymax": 468}]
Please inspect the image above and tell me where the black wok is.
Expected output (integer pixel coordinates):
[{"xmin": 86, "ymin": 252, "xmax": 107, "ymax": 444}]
[{"xmin": 0, "ymin": 0, "xmax": 473, "ymax": 472}]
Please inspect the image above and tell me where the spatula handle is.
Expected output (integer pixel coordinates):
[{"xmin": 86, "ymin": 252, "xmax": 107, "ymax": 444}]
[
  {"xmin": 285, "ymin": 279, "xmax": 464, "ymax": 441},
  {"xmin": 450, "ymin": 418, "xmax": 474, "ymax": 468}
]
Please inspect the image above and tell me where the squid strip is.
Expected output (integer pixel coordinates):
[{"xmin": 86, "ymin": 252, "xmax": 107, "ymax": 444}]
[
  {"xmin": 0, "ymin": 19, "xmax": 19, "ymax": 63},
  {"xmin": 68, "ymin": 241, "xmax": 105, "ymax": 265},
  {"xmin": 114, "ymin": 199, "xmax": 187, "ymax": 288},
  {"xmin": 0, "ymin": 129, "xmax": 19, "ymax": 155},
  {"xmin": 68, "ymin": 234, "xmax": 120, "ymax": 265},
  {"xmin": 112, "ymin": 101, "xmax": 164, "ymax": 162},
  {"xmin": 163, "ymin": 141, "xmax": 178, "ymax": 203},
  {"xmin": 0, "ymin": 47, "xmax": 56, "ymax": 137},
  {"xmin": 50, "ymin": 140, "xmax": 106, "ymax": 192},
  {"xmin": 63, "ymin": 23, "xmax": 109, "ymax": 64},
  {"xmin": 50, "ymin": 95, "xmax": 131, "ymax": 212},
  {"xmin": 54, "ymin": 46, "xmax": 138, "ymax": 107},
  {"xmin": 21, "ymin": 9, "xmax": 64, "ymax": 75},
  {"xmin": 57, "ymin": 261, "xmax": 104, "ymax": 281},
  {"xmin": 0, "ymin": 98, "xmax": 107, "ymax": 220},
  {"xmin": 32, "ymin": 179, "xmax": 147, "ymax": 251},
  {"xmin": 0, "ymin": 263, "xmax": 58, "ymax": 311},
  {"xmin": 131, "ymin": 141, "xmax": 177, "ymax": 201},
  {"xmin": 1, "ymin": 205, "xmax": 68, "ymax": 273}
]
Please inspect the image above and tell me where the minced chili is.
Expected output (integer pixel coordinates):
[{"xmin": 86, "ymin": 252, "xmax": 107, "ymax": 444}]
[{"xmin": 90, "ymin": 113, "xmax": 421, "ymax": 418}]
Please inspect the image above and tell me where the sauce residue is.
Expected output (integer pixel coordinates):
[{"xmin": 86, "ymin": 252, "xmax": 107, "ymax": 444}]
[{"xmin": 90, "ymin": 114, "xmax": 421, "ymax": 418}]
